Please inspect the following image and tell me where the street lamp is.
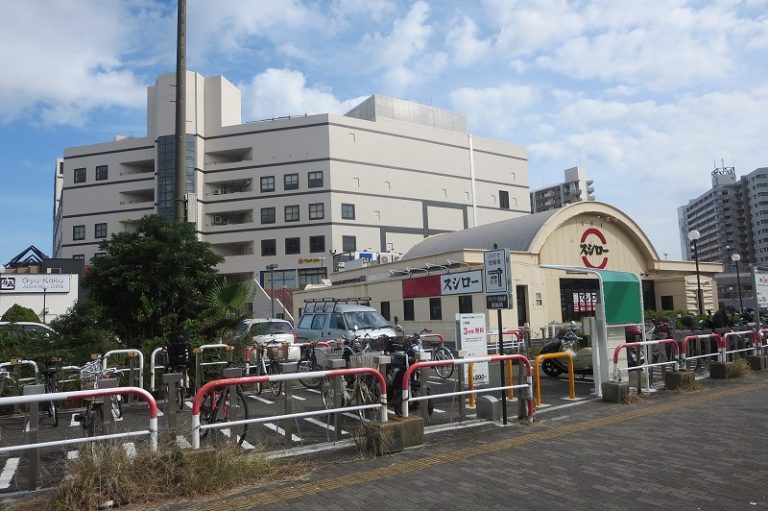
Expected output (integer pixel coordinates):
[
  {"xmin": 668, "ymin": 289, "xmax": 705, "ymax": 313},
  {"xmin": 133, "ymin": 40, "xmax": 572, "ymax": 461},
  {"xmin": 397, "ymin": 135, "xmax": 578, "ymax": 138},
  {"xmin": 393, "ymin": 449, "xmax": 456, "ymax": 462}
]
[
  {"xmin": 0, "ymin": 264, "xmax": 5, "ymax": 318},
  {"xmin": 266, "ymin": 264, "xmax": 278, "ymax": 319},
  {"xmin": 688, "ymin": 229, "xmax": 703, "ymax": 316},
  {"xmin": 42, "ymin": 284, "xmax": 48, "ymax": 324},
  {"xmin": 731, "ymin": 252, "xmax": 744, "ymax": 315}
]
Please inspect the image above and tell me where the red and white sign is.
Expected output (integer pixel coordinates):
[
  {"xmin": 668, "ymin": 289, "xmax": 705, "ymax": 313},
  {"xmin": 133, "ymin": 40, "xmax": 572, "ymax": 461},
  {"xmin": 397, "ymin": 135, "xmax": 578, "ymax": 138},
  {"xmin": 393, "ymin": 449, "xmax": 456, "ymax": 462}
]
[{"xmin": 580, "ymin": 227, "xmax": 609, "ymax": 269}]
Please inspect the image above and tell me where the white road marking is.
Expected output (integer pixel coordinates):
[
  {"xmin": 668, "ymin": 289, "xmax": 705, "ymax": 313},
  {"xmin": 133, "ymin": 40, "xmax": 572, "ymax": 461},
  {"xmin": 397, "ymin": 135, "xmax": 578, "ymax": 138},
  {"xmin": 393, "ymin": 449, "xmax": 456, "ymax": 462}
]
[
  {"xmin": 248, "ymin": 395, "xmax": 275, "ymax": 405},
  {"xmin": 304, "ymin": 417, "xmax": 348, "ymax": 435},
  {"xmin": 0, "ymin": 458, "xmax": 20, "ymax": 489},
  {"xmin": 70, "ymin": 413, "xmax": 80, "ymax": 427},
  {"xmin": 291, "ymin": 394, "xmax": 306, "ymax": 401},
  {"xmin": 67, "ymin": 451, "xmax": 79, "ymax": 460},
  {"xmin": 156, "ymin": 410, "xmax": 164, "ymax": 417},
  {"xmin": 304, "ymin": 388, "xmax": 321, "ymax": 394},
  {"xmin": 176, "ymin": 435, "xmax": 192, "ymax": 449},
  {"xmin": 433, "ymin": 408, "xmax": 445, "ymax": 414},
  {"xmin": 263, "ymin": 422, "xmax": 302, "ymax": 442}
]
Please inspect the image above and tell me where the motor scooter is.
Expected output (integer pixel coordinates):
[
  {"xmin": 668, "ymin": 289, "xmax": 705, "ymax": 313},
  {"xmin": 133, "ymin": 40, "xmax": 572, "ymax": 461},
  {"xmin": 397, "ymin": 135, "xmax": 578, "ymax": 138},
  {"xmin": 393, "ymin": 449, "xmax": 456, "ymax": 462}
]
[
  {"xmin": 538, "ymin": 322, "xmax": 593, "ymax": 377},
  {"xmin": 385, "ymin": 333, "xmax": 434, "ymax": 416}
]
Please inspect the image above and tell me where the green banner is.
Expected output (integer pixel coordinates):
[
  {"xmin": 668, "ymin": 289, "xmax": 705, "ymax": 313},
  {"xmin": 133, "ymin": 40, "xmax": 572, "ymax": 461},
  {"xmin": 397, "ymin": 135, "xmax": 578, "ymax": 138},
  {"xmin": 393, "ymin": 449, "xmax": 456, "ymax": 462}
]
[{"xmin": 596, "ymin": 270, "xmax": 642, "ymax": 325}]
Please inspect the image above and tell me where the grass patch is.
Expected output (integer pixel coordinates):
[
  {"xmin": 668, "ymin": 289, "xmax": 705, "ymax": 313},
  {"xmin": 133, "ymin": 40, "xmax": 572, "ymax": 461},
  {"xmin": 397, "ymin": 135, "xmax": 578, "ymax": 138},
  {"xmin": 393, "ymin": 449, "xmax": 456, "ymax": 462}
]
[
  {"xmin": 729, "ymin": 358, "xmax": 751, "ymax": 378},
  {"xmin": 351, "ymin": 422, "xmax": 395, "ymax": 456},
  {"xmin": 9, "ymin": 443, "xmax": 303, "ymax": 511}
]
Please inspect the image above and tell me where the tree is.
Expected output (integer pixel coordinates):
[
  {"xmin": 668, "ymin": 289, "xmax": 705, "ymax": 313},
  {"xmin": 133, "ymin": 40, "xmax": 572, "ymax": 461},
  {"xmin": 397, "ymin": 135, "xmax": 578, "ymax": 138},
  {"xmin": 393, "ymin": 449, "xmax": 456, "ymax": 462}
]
[
  {"xmin": 200, "ymin": 276, "xmax": 253, "ymax": 340},
  {"xmin": 84, "ymin": 215, "xmax": 223, "ymax": 348},
  {"xmin": 49, "ymin": 300, "xmax": 119, "ymax": 364},
  {"xmin": 1, "ymin": 304, "xmax": 40, "ymax": 323}
]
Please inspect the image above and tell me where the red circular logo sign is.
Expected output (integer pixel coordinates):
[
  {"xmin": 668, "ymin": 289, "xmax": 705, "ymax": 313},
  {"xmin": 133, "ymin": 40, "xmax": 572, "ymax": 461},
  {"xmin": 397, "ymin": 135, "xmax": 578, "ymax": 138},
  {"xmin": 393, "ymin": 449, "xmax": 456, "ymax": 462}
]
[{"xmin": 580, "ymin": 227, "xmax": 609, "ymax": 269}]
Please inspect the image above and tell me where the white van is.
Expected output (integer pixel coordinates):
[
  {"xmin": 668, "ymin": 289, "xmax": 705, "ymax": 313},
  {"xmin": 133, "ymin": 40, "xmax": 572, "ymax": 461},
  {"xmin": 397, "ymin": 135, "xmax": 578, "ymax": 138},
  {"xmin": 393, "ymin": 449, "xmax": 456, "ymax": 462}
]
[{"xmin": 295, "ymin": 298, "xmax": 397, "ymax": 341}]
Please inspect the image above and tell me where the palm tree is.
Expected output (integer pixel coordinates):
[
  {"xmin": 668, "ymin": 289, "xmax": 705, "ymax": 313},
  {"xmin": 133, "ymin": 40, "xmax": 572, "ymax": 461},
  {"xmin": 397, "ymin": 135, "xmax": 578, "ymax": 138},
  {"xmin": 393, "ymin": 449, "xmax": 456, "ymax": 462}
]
[{"xmin": 201, "ymin": 276, "xmax": 253, "ymax": 343}]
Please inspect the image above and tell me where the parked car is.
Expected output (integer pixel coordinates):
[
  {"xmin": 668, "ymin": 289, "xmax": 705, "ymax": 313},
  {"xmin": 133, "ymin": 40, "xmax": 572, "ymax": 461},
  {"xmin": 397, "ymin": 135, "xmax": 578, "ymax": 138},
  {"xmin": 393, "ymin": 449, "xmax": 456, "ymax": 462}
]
[
  {"xmin": 295, "ymin": 298, "xmax": 397, "ymax": 341},
  {"xmin": 234, "ymin": 318, "xmax": 296, "ymax": 345},
  {"xmin": 0, "ymin": 321, "xmax": 58, "ymax": 338}
]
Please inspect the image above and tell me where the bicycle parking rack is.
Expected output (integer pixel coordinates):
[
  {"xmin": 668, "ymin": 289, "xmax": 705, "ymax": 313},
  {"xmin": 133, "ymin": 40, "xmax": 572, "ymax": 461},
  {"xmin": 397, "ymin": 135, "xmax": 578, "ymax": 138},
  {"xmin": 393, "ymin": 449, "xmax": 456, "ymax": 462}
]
[
  {"xmin": 757, "ymin": 329, "xmax": 768, "ymax": 353},
  {"xmin": 680, "ymin": 334, "xmax": 724, "ymax": 369},
  {"xmin": 721, "ymin": 330, "xmax": 759, "ymax": 361},
  {"xmin": 103, "ymin": 349, "xmax": 144, "ymax": 392},
  {"xmin": 486, "ymin": 328, "xmax": 526, "ymax": 354},
  {"xmin": 194, "ymin": 343, "xmax": 233, "ymax": 393},
  {"xmin": 149, "ymin": 346, "xmax": 166, "ymax": 392},
  {"xmin": 0, "ymin": 386, "xmax": 159, "ymax": 455},
  {"xmin": 611, "ymin": 339, "xmax": 680, "ymax": 393},
  {"xmin": 0, "ymin": 359, "xmax": 40, "ymax": 386},
  {"xmin": 533, "ymin": 352, "xmax": 575, "ymax": 406},
  {"xmin": 190, "ymin": 367, "xmax": 388, "ymax": 449},
  {"xmin": 401, "ymin": 354, "xmax": 534, "ymax": 423}
]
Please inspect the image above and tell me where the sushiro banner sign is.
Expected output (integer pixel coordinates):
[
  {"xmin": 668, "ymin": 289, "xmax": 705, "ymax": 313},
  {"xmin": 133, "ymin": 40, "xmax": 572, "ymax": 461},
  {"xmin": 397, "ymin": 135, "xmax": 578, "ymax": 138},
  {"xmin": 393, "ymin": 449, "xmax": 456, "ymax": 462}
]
[{"xmin": 0, "ymin": 274, "xmax": 70, "ymax": 294}]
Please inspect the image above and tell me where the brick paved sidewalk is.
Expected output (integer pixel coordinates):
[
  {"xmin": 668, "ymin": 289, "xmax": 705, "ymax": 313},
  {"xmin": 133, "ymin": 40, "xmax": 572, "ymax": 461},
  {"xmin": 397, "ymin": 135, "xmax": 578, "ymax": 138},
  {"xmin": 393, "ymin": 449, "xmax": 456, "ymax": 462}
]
[{"xmin": 153, "ymin": 372, "xmax": 768, "ymax": 511}]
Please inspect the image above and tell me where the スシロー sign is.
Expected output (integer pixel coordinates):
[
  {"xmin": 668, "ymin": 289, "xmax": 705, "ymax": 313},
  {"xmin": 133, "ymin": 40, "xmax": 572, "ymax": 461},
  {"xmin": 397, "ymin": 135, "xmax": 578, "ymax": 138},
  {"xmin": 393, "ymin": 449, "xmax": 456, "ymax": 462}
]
[
  {"xmin": 440, "ymin": 270, "xmax": 483, "ymax": 295},
  {"xmin": 580, "ymin": 227, "xmax": 609, "ymax": 269}
]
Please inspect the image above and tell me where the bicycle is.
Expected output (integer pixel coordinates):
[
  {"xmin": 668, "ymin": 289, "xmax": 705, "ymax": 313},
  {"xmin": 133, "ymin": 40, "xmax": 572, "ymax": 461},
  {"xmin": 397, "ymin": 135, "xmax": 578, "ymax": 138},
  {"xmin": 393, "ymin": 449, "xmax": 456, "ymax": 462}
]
[
  {"xmin": 298, "ymin": 340, "xmax": 334, "ymax": 389},
  {"xmin": 199, "ymin": 377, "xmax": 249, "ymax": 446},
  {"xmin": 75, "ymin": 359, "xmax": 123, "ymax": 437},
  {"xmin": 321, "ymin": 346, "xmax": 382, "ymax": 422},
  {"xmin": 251, "ymin": 339, "xmax": 285, "ymax": 398},
  {"xmin": 43, "ymin": 356, "xmax": 63, "ymax": 427},
  {"xmin": 419, "ymin": 329, "xmax": 455, "ymax": 380}
]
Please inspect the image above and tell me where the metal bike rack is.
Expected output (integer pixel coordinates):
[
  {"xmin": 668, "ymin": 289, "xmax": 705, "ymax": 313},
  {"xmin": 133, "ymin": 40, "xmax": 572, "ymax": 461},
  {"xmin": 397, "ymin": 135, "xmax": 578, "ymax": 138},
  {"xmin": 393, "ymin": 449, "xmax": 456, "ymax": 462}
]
[
  {"xmin": 611, "ymin": 339, "xmax": 681, "ymax": 392},
  {"xmin": 0, "ymin": 359, "xmax": 40, "ymax": 386},
  {"xmin": 680, "ymin": 334, "xmax": 723, "ymax": 369},
  {"xmin": 721, "ymin": 330, "xmax": 759, "ymax": 361},
  {"xmin": 150, "ymin": 346, "xmax": 166, "ymax": 392},
  {"xmin": 102, "ymin": 349, "xmax": 144, "ymax": 391}
]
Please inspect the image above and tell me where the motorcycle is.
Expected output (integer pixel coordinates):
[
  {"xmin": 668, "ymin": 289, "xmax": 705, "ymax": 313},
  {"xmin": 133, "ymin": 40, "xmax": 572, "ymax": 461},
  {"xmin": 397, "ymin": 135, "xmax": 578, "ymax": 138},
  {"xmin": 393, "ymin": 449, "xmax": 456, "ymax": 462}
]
[
  {"xmin": 385, "ymin": 332, "xmax": 434, "ymax": 416},
  {"xmin": 538, "ymin": 322, "xmax": 593, "ymax": 378}
]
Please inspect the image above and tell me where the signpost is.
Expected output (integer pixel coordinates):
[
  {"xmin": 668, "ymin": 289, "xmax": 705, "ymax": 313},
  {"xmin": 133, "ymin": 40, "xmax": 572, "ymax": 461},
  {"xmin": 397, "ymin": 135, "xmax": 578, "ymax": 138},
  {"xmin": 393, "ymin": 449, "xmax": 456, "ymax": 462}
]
[
  {"xmin": 483, "ymin": 248, "xmax": 511, "ymax": 424},
  {"xmin": 455, "ymin": 313, "xmax": 489, "ymax": 385}
]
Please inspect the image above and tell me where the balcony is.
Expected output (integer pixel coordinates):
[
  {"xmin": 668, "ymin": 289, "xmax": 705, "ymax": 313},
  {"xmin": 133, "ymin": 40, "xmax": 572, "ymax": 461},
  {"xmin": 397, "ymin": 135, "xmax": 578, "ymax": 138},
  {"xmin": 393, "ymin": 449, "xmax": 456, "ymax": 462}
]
[
  {"xmin": 208, "ymin": 210, "xmax": 253, "ymax": 227},
  {"xmin": 119, "ymin": 189, "xmax": 154, "ymax": 205},
  {"xmin": 120, "ymin": 159, "xmax": 154, "ymax": 176},
  {"xmin": 207, "ymin": 179, "xmax": 253, "ymax": 197}
]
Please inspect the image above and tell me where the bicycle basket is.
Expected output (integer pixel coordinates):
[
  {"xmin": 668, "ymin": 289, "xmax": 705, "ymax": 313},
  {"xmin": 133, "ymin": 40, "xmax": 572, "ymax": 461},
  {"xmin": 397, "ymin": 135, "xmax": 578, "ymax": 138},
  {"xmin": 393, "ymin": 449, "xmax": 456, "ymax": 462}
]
[
  {"xmin": 315, "ymin": 345, "xmax": 344, "ymax": 368},
  {"xmin": 80, "ymin": 360, "xmax": 101, "ymax": 390},
  {"xmin": 266, "ymin": 343, "xmax": 289, "ymax": 361},
  {"xmin": 364, "ymin": 335, "xmax": 389, "ymax": 352}
]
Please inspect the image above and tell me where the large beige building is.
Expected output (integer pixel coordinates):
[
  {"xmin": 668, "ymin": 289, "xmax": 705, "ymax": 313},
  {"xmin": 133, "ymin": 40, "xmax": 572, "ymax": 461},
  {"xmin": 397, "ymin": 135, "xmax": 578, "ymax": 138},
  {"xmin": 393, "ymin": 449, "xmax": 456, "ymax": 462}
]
[{"xmin": 53, "ymin": 72, "xmax": 530, "ymax": 294}]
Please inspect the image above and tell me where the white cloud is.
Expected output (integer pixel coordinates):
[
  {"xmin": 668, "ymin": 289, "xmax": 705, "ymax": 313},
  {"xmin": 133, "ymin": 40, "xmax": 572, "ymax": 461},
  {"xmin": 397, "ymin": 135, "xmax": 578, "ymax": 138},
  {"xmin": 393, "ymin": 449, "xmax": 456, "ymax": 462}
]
[
  {"xmin": 239, "ymin": 68, "xmax": 361, "ymax": 120},
  {"xmin": 446, "ymin": 15, "xmax": 491, "ymax": 67},
  {"xmin": 449, "ymin": 84, "xmax": 537, "ymax": 133},
  {"xmin": 0, "ymin": 0, "xmax": 158, "ymax": 125}
]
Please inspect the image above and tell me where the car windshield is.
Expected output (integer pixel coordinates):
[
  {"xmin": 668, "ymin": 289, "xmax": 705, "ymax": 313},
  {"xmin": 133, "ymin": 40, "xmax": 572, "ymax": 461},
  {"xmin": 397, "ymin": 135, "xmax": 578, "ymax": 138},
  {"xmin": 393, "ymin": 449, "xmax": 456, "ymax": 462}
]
[
  {"xmin": 343, "ymin": 311, "xmax": 390, "ymax": 330},
  {"xmin": 233, "ymin": 322, "xmax": 249, "ymax": 337},
  {"xmin": 251, "ymin": 322, "xmax": 293, "ymax": 335}
]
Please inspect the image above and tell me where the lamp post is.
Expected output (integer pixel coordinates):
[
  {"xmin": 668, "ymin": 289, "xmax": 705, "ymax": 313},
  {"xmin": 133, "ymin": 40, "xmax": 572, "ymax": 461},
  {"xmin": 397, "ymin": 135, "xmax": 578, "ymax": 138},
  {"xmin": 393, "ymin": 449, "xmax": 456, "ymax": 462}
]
[
  {"xmin": 42, "ymin": 284, "xmax": 48, "ymax": 324},
  {"xmin": 731, "ymin": 252, "xmax": 744, "ymax": 315},
  {"xmin": 266, "ymin": 264, "xmax": 278, "ymax": 319},
  {"xmin": 0, "ymin": 264, "xmax": 5, "ymax": 318},
  {"xmin": 688, "ymin": 229, "xmax": 703, "ymax": 316}
]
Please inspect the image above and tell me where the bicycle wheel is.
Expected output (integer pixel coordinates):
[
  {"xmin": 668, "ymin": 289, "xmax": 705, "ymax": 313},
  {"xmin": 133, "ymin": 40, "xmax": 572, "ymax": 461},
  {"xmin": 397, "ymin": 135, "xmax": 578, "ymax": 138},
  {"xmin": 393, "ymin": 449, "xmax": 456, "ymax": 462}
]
[
  {"xmin": 297, "ymin": 355, "xmax": 322, "ymax": 389},
  {"xmin": 432, "ymin": 346, "xmax": 455, "ymax": 380},
  {"xmin": 177, "ymin": 385, "xmax": 186, "ymax": 411},
  {"xmin": 267, "ymin": 362, "xmax": 282, "ymax": 398},
  {"xmin": 354, "ymin": 375, "xmax": 381, "ymax": 422},
  {"xmin": 86, "ymin": 405, "xmax": 104, "ymax": 437},
  {"xmin": 201, "ymin": 389, "xmax": 249, "ymax": 446},
  {"xmin": 321, "ymin": 377, "xmax": 341, "ymax": 409}
]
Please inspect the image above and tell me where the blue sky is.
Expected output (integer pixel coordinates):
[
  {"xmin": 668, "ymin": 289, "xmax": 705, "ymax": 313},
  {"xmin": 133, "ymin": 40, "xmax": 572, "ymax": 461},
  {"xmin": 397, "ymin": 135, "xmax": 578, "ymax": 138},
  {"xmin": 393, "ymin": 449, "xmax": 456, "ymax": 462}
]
[{"xmin": 1, "ymin": 0, "xmax": 768, "ymax": 265}]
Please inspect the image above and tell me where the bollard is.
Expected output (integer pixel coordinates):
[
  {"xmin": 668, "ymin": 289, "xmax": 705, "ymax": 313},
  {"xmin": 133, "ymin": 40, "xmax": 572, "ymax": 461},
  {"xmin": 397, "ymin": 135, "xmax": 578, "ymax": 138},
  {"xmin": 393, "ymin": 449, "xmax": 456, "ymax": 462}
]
[
  {"xmin": 517, "ymin": 362, "xmax": 527, "ymax": 420},
  {"xmin": 162, "ymin": 372, "xmax": 183, "ymax": 432},
  {"xmin": 468, "ymin": 362, "xmax": 476, "ymax": 408},
  {"xmin": 222, "ymin": 367, "xmax": 243, "ymax": 445},
  {"xmin": 23, "ymin": 384, "xmax": 44, "ymax": 490},
  {"xmin": 98, "ymin": 377, "xmax": 118, "ymax": 432},
  {"xmin": 457, "ymin": 364, "xmax": 466, "ymax": 421},
  {"xmin": 506, "ymin": 360, "xmax": 514, "ymax": 400},
  {"xmin": 280, "ymin": 362, "xmax": 298, "ymax": 445}
]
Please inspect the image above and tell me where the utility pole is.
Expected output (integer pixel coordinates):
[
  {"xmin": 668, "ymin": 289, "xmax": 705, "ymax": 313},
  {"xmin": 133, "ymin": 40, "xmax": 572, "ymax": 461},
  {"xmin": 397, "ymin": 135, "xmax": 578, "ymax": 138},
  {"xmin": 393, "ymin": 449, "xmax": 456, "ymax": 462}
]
[{"xmin": 174, "ymin": 0, "xmax": 187, "ymax": 223}]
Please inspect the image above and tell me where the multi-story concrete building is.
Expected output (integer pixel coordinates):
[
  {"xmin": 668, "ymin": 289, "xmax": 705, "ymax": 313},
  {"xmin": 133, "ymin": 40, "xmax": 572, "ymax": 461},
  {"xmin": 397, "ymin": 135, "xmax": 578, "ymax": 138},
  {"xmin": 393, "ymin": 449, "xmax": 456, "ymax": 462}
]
[
  {"xmin": 54, "ymin": 71, "xmax": 530, "ymax": 298},
  {"xmin": 530, "ymin": 166, "xmax": 594, "ymax": 213}
]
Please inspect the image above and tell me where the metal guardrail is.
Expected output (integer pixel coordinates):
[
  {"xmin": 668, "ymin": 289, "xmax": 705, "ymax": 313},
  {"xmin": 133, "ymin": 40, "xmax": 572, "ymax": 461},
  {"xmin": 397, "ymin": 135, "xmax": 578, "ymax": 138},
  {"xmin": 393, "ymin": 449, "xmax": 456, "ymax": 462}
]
[
  {"xmin": 102, "ymin": 349, "xmax": 144, "ymax": 390},
  {"xmin": 611, "ymin": 339, "xmax": 680, "ymax": 383},
  {"xmin": 533, "ymin": 352, "xmax": 575, "ymax": 406}
]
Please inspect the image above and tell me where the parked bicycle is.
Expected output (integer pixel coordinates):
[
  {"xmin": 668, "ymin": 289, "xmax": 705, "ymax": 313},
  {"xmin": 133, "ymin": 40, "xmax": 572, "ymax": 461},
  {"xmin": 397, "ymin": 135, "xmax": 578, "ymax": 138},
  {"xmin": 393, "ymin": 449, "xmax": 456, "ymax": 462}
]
[
  {"xmin": 418, "ymin": 329, "xmax": 455, "ymax": 380},
  {"xmin": 297, "ymin": 340, "xmax": 335, "ymax": 389},
  {"xmin": 249, "ymin": 339, "xmax": 285, "ymax": 398},
  {"xmin": 74, "ymin": 358, "xmax": 123, "ymax": 437},
  {"xmin": 321, "ymin": 338, "xmax": 381, "ymax": 421},
  {"xmin": 199, "ymin": 372, "xmax": 249, "ymax": 446},
  {"xmin": 43, "ymin": 356, "xmax": 63, "ymax": 427}
]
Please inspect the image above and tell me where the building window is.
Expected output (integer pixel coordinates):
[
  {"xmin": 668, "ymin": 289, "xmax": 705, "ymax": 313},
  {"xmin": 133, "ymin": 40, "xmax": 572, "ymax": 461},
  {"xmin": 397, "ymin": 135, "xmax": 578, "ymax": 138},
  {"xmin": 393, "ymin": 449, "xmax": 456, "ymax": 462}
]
[
  {"xmin": 341, "ymin": 203, "xmax": 355, "ymax": 220},
  {"xmin": 285, "ymin": 237, "xmax": 301, "ymax": 255},
  {"xmin": 342, "ymin": 235, "xmax": 356, "ymax": 253},
  {"xmin": 284, "ymin": 173, "xmax": 299, "ymax": 190},
  {"xmin": 309, "ymin": 235, "xmax": 325, "ymax": 253},
  {"xmin": 309, "ymin": 203, "xmax": 324, "ymax": 220},
  {"xmin": 95, "ymin": 165, "xmax": 108, "ymax": 181},
  {"xmin": 94, "ymin": 223, "xmax": 107, "ymax": 239},
  {"xmin": 73, "ymin": 225, "xmax": 85, "ymax": 240},
  {"xmin": 284, "ymin": 205, "xmax": 300, "ymax": 222},
  {"xmin": 261, "ymin": 207, "xmax": 276, "ymax": 224},
  {"xmin": 299, "ymin": 268, "xmax": 328, "ymax": 287},
  {"xmin": 458, "ymin": 295, "xmax": 473, "ymax": 314},
  {"xmin": 380, "ymin": 301, "xmax": 391, "ymax": 321},
  {"xmin": 74, "ymin": 168, "xmax": 86, "ymax": 183},
  {"xmin": 73, "ymin": 254, "xmax": 85, "ymax": 260},
  {"xmin": 661, "ymin": 295, "xmax": 674, "ymax": 311},
  {"xmin": 429, "ymin": 297, "xmax": 442, "ymax": 320},
  {"xmin": 93, "ymin": 252, "xmax": 107, "ymax": 259},
  {"xmin": 308, "ymin": 171, "xmax": 323, "ymax": 188},
  {"xmin": 260, "ymin": 176, "xmax": 275, "ymax": 192},
  {"xmin": 261, "ymin": 239, "xmax": 276, "ymax": 256},
  {"xmin": 404, "ymin": 300, "xmax": 415, "ymax": 321},
  {"xmin": 499, "ymin": 190, "xmax": 510, "ymax": 209}
]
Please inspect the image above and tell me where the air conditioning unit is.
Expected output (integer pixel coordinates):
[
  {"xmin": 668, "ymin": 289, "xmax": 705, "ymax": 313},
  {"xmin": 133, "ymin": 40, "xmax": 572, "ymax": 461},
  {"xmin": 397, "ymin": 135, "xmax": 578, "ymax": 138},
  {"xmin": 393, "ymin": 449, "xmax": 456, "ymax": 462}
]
[
  {"xmin": 337, "ymin": 261, "xmax": 346, "ymax": 269},
  {"xmin": 213, "ymin": 215, "xmax": 224, "ymax": 225},
  {"xmin": 212, "ymin": 187, "xmax": 222, "ymax": 195}
]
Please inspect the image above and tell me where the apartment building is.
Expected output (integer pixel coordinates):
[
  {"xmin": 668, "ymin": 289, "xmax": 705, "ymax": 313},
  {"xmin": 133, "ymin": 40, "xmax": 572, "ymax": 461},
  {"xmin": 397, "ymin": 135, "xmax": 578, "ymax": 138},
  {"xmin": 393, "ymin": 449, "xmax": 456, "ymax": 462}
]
[
  {"xmin": 529, "ymin": 166, "xmax": 594, "ymax": 213},
  {"xmin": 54, "ymin": 71, "xmax": 530, "ymax": 290}
]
